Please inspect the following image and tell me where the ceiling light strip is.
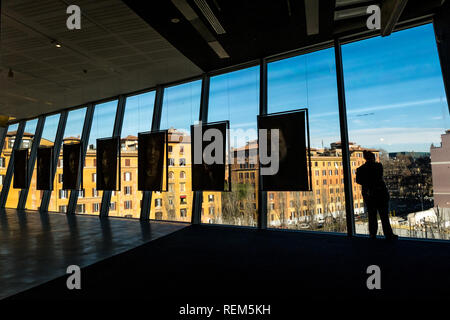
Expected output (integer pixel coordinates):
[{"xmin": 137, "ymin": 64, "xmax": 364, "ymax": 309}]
[{"xmin": 193, "ymin": 0, "xmax": 226, "ymax": 34}]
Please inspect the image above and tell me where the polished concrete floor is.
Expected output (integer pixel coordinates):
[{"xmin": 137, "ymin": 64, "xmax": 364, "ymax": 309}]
[{"xmin": 0, "ymin": 208, "xmax": 187, "ymax": 300}]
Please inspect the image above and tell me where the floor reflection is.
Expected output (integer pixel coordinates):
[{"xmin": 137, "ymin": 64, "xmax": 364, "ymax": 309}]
[{"xmin": 0, "ymin": 209, "xmax": 187, "ymax": 299}]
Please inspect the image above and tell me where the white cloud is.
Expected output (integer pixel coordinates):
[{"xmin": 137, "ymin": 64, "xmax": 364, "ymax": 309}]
[{"xmin": 350, "ymin": 127, "xmax": 445, "ymax": 148}]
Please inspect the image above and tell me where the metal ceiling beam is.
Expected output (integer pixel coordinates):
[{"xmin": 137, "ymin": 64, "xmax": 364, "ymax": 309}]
[{"xmin": 381, "ymin": 0, "xmax": 409, "ymax": 37}]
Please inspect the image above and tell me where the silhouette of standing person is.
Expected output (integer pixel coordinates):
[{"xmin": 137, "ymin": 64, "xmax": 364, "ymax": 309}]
[{"xmin": 356, "ymin": 150, "xmax": 398, "ymax": 241}]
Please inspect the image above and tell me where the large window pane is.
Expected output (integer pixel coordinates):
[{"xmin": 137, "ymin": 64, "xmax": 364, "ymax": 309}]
[
  {"xmin": 342, "ymin": 24, "xmax": 450, "ymax": 239},
  {"xmin": 267, "ymin": 48, "xmax": 346, "ymax": 233},
  {"xmin": 112, "ymin": 91, "xmax": 155, "ymax": 219},
  {"xmin": 205, "ymin": 66, "xmax": 260, "ymax": 226},
  {"xmin": 155, "ymin": 81, "xmax": 201, "ymax": 222},
  {"xmin": 6, "ymin": 119, "xmax": 38, "ymax": 208},
  {"xmin": 80, "ymin": 101, "xmax": 117, "ymax": 215},
  {"xmin": 49, "ymin": 108, "xmax": 86, "ymax": 213},
  {"xmin": 0, "ymin": 123, "xmax": 18, "ymax": 198},
  {"xmin": 25, "ymin": 114, "xmax": 61, "ymax": 210}
]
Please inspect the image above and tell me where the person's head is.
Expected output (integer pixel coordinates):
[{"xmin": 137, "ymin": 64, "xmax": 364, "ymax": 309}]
[
  {"xmin": 101, "ymin": 148, "xmax": 109, "ymax": 168},
  {"xmin": 146, "ymin": 139, "xmax": 161, "ymax": 176},
  {"xmin": 69, "ymin": 148, "xmax": 77, "ymax": 172},
  {"xmin": 363, "ymin": 150, "xmax": 375, "ymax": 162}
]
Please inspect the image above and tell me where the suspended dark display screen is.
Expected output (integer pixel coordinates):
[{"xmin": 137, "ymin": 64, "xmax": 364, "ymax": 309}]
[
  {"xmin": 63, "ymin": 142, "xmax": 82, "ymax": 190},
  {"xmin": 138, "ymin": 130, "xmax": 167, "ymax": 191},
  {"xmin": 97, "ymin": 137, "xmax": 120, "ymax": 191},
  {"xmin": 191, "ymin": 121, "xmax": 230, "ymax": 192},
  {"xmin": 258, "ymin": 109, "xmax": 311, "ymax": 191},
  {"xmin": 13, "ymin": 149, "xmax": 28, "ymax": 189},
  {"xmin": 37, "ymin": 146, "xmax": 53, "ymax": 191}
]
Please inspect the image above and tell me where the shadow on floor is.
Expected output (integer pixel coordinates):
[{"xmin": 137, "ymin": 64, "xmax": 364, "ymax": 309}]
[{"xmin": 5, "ymin": 223, "xmax": 450, "ymax": 305}]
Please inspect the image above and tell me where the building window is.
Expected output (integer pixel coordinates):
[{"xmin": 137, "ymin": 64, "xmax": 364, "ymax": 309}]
[
  {"xmin": 179, "ymin": 158, "xmax": 186, "ymax": 166},
  {"xmin": 58, "ymin": 174, "xmax": 63, "ymax": 183},
  {"xmin": 180, "ymin": 146, "xmax": 184, "ymax": 154},
  {"xmin": 209, "ymin": 207, "xmax": 215, "ymax": 215},
  {"xmin": 59, "ymin": 189, "xmax": 68, "ymax": 199},
  {"xmin": 0, "ymin": 157, "xmax": 5, "ymax": 168},
  {"xmin": 92, "ymin": 173, "xmax": 96, "ymax": 182},
  {"xmin": 124, "ymin": 200, "xmax": 132, "ymax": 209},
  {"xmin": 168, "ymin": 146, "xmax": 173, "ymax": 153},
  {"xmin": 269, "ymin": 193, "xmax": 274, "ymax": 200},
  {"xmin": 125, "ymin": 159, "xmax": 130, "ymax": 166},
  {"xmin": 92, "ymin": 188, "xmax": 98, "ymax": 197},
  {"xmin": 270, "ymin": 203, "xmax": 275, "ymax": 210},
  {"xmin": 169, "ymin": 171, "xmax": 174, "ymax": 179},
  {"xmin": 180, "ymin": 171, "xmax": 186, "ymax": 179},
  {"xmin": 92, "ymin": 203, "xmax": 100, "ymax": 212},
  {"xmin": 124, "ymin": 172, "xmax": 132, "ymax": 181},
  {"xmin": 180, "ymin": 208, "xmax": 187, "ymax": 217},
  {"xmin": 180, "ymin": 183, "xmax": 186, "ymax": 192},
  {"xmin": 169, "ymin": 158, "xmax": 175, "ymax": 166},
  {"xmin": 180, "ymin": 196, "xmax": 187, "ymax": 205},
  {"xmin": 155, "ymin": 212, "xmax": 163, "ymax": 220},
  {"xmin": 79, "ymin": 189, "xmax": 85, "ymax": 198},
  {"xmin": 124, "ymin": 186, "xmax": 132, "ymax": 195},
  {"xmin": 168, "ymin": 183, "xmax": 174, "ymax": 192},
  {"xmin": 0, "ymin": 175, "xmax": 4, "ymax": 185},
  {"xmin": 93, "ymin": 159, "xmax": 97, "ymax": 167},
  {"xmin": 75, "ymin": 204, "xmax": 85, "ymax": 213},
  {"xmin": 208, "ymin": 194, "xmax": 214, "ymax": 202},
  {"xmin": 110, "ymin": 202, "xmax": 116, "ymax": 211},
  {"xmin": 155, "ymin": 198, "xmax": 162, "ymax": 207},
  {"xmin": 59, "ymin": 205, "xmax": 67, "ymax": 213}
]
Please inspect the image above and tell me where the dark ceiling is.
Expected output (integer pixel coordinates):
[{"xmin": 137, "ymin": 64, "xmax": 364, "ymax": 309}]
[{"xmin": 123, "ymin": 0, "xmax": 446, "ymax": 73}]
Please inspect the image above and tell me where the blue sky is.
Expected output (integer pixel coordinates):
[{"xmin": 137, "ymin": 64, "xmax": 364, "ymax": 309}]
[{"xmin": 46, "ymin": 23, "xmax": 449, "ymax": 153}]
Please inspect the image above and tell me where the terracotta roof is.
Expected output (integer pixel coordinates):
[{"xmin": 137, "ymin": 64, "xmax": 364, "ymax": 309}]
[
  {"xmin": 7, "ymin": 131, "xmax": 34, "ymax": 137},
  {"xmin": 63, "ymin": 136, "xmax": 81, "ymax": 141},
  {"xmin": 121, "ymin": 135, "xmax": 138, "ymax": 141}
]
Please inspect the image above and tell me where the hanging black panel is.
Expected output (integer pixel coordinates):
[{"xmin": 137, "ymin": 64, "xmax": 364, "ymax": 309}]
[
  {"xmin": 63, "ymin": 142, "xmax": 82, "ymax": 190},
  {"xmin": 138, "ymin": 130, "xmax": 167, "ymax": 191},
  {"xmin": 37, "ymin": 146, "xmax": 53, "ymax": 191},
  {"xmin": 258, "ymin": 109, "xmax": 311, "ymax": 191},
  {"xmin": 191, "ymin": 121, "xmax": 229, "ymax": 191},
  {"xmin": 97, "ymin": 137, "xmax": 120, "ymax": 191},
  {"xmin": 13, "ymin": 149, "xmax": 28, "ymax": 189}
]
